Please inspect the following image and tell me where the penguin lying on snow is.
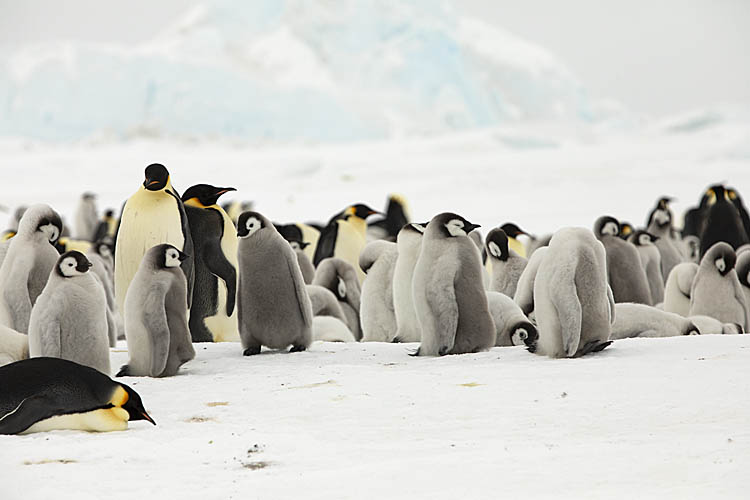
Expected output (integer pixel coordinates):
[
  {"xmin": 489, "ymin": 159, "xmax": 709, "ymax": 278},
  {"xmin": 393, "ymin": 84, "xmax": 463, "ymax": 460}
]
[
  {"xmin": 610, "ymin": 303, "xmax": 699, "ymax": 339},
  {"xmin": 689, "ymin": 315, "xmax": 743, "ymax": 335},
  {"xmin": 0, "ymin": 357, "xmax": 154, "ymax": 435}
]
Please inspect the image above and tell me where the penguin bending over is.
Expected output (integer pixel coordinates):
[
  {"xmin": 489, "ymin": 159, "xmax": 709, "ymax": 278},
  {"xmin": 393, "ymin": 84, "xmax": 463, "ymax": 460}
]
[
  {"xmin": 392, "ymin": 223, "xmax": 426, "ymax": 343},
  {"xmin": 628, "ymin": 230, "xmax": 665, "ymax": 304},
  {"xmin": 413, "ymin": 213, "xmax": 495, "ymax": 356},
  {"xmin": 182, "ymin": 184, "xmax": 239, "ymax": 343},
  {"xmin": 610, "ymin": 303, "xmax": 699, "ymax": 339},
  {"xmin": 237, "ymin": 212, "xmax": 312, "ymax": 355},
  {"xmin": 359, "ymin": 240, "xmax": 398, "ymax": 342},
  {"xmin": 306, "ymin": 285, "xmax": 350, "ymax": 326},
  {"xmin": 313, "ymin": 258, "xmax": 363, "ymax": 340},
  {"xmin": 0, "ymin": 357, "xmax": 154, "ymax": 435},
  {"xmin": 29, "ymin": 251, "xmax": 111, "ymax": 375},
  {"xmin": 118, "ymin": 245, "xmax": 195, "ymax": 377},
  {"xmin": 531, "ymin": 228, "xmax": 614, "ymax": 358},
  {"xmin": 594, "ymin": 216, "xmax": 652, "ymax": 305},
  {"xmin": 486, "ymin": 228, "xmax": 527, "ymax": 297},
  {"xmin": 500, "ymin": 223, "xmax": 529, "ymax": 258},
  {"xmin": 513, "ymin": 246, "xmax": 548, "ymax": 318},
  {"xmin": 0, "ymin": 204, "xmax": 62, "ymax": 333},
  {"xmin": 486, "ymin": 291, "xmax": 538, "ymax": 348},
  {"xmin": 662, "ymin": 262, "xmax": 699, "ymax": 317}
]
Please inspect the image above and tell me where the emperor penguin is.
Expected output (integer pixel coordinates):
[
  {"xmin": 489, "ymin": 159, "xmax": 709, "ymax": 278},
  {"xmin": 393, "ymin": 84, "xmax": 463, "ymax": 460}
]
[
  {"xmin": 0, "ymin": 357, "xmax": 154, "ymax": 435},
  {"xmin": 628, "ymin": 230, "xmax": 665, "ymax": 304},
  {"xmin": 0, "ymin": 204, "xmax": 63, "ymax": 333},
  {"xmin": 662, "ymin": 262, "xmax": 699, "ymax": 317},
  {"xmin": 359, "ymin": 240, "xmax": 398, "ymax": 342},
  {"xmin": 689, "ymin": 242, "xmax": 750, "ymax": 330},
  {"xmin": 727, "ymin": 187, "xmax": 750, "ymax": 241},
  {"xmin": 312, "ymin": 316, "xmax": 356, "ymax": 343},
  {"xmin": 392, "ymin": 223, "xmax": 426, "ymax": 343},
  {"xmin": 367, "ymin": 194, "xmax": 410, "ymax": 242},
  {"xmin": 735, "ymin": 248, "xmax": 750, "ymax": 308},
  {"xmin": 118, "ymin": 244, "xmax": 195, "ymax": 377},
  {"xmin": 618, "ymin": 222, "xmax": 634, "ymax": 240},
  {"xmin": 594, "ymin": 216, "xmax": 652, "ymax": 305},
  {"xmin": 306, "ymin": 284, "xmax": 350, "ymax": 326},
  {"xmin": 114, "ymin": 163, "xmax": 194, "ymax": 317},
  {"xmin": 74, "ymin": 192, "xmax": 98, "ymax": 241},
  {"xmin": 699, "ymin": 184, "xmax": 749, "ymax": 258},
  {"xmin": 500, "ymin": 223, "xmax": 529, "ymax": 258},
  {"xmin": 689, "ymin": 315, "xmax": 743, "ymax": 335},
  {"xmin": 28, "ymin": 251, "xmax": 110, "ymax": 375},
  {"xmin": 92, "ymin": 209, "xmax": 117, "ymax": 243},
  {"xmin": 237, "ymin": 212, "xmax": 313, "ymax": 355},
  {"xmin": 486, "ymin": 291, "xmax": 538, "ymax": 348},
  {"xmin": 313, "ymin": 257, "xmax": 363, "ymax": 340},
  {"xmin": 486, "ymin": 228, "xmax": 528, "ymax": 297},
  {"xmin": 610, "ymin": 303, "xmax": 699, "ymax": 339},
  {"xmin": 531, "ymin": 228, "xmax": 614, "ymax": 358},
  {"xmin": 87, "ymin": 243, "xmax": 121, "ymax": 347},
  {"xmin": 513, "ymin": 246, "xmax": 548, "ymax": 318},
  {"xmin": 0, "ymin": 326, "xmax": 29, "ymax": 367},
  {"xmin": 275, "ymin": 222, "xmax": 320, "ymax": 263},
  {"xmin": 182, "ymin": 184, "xmax": 239, "ymax": 343},
  {"xmin": 313, "ymin": 204, "xmax": 381, "ymax": 283},
  {"xmin": 413, "ymin": 213, "xmax": 495, "ymax": 356},
  {"xmin": 646, "ymin": 197, "xmax": 684, "ymax": 280},
  {"xmin": 681, "ymin": 235, "xmax": 701, "ymax": 264},
  {"xmin": 289, "ymin": 240, "xmax": 315, "ymax": 284}
]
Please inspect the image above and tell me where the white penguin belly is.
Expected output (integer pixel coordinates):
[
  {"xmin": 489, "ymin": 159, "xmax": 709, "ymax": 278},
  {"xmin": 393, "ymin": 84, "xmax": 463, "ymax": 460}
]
[
  {"xmin": 204, "ymin": 212, "xmax": 239, "ymax": 342},
  {"xmin": 22, "ymin": 407, "xmax": 130, "ymax": 434}
]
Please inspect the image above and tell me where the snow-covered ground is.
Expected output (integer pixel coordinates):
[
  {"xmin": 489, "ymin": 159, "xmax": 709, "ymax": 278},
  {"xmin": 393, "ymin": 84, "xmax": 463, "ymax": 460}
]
[{"xmin": 3, "ymin": 336, "xmax": 749, "ymax": 499}]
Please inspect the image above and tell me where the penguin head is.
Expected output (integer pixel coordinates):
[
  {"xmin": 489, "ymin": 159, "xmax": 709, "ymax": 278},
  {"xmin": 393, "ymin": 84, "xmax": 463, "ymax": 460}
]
[
  {"xmin": 237, "ymin": 211, "xmax": 267, "ymax": 238},
  {"xmin": 158, "ymin": 244, "xmax": 188, "ymax": 269},
  {"xmin": 629, "ymin": 230, "xmax": 658, "ymax": 247},
  {"xmin": 485, "ymin": 228, "xmax": 510, "ymax": 261},
  {"xmin": 618, "ymin": 222, "xmax": 634, "ymax": 240},
  {"xmin": 703, "ymin": 242, "xmax": 736, "ymax": 277},
  {"xmin": 81, "ymin": 192, "xmax": 96, "ymax": 201},
  {"xmin": 594, "ymin": 216, "xmax": 620, "ymax": 237},
  {"xmin": 56, "ymin": 251, "xmax": 92, "ymax": 277},
  {"xmin": 510, "ymin": 321, "xmax": 538, "ymax": 347},
  {"xmin": 21, "ymin": 205, "xmax": 64, "ymax": 244},
  {"xmin": 95, "ymin": 241, "xmax": 113, "ymax": 258},
  {"xmin": 685, "ymin": 322, "xmax": 701, "ymax": 336},
  {"xmin": 344, "ymin": 204, "xmax": 381, "ymax": 221},
  {"xmin": 143, "ymin": 164, "xmax": 170, "ymax": 191},
  {"xmin": 104, "ymin": 209, "xmax": 114, "ymax": 219},
  {"xmin": 182, "ymin": 184, "xmax": 236, "ymax": 208},
  {"xmin": 119, "ymin": 382, "xmax": 156, "ymax": 426},
  {"xmin": 500, "ymin": 223, "xmax": 527, "ymax": 239},
  {"xmin": 706, "ymin": 184, "xmax": 730, "ymax": 206},
  {"xmin": 289, "ymin": 240, "xmax": 309, "ymax": 252},
  {"xmin": 430, "ymin": 212, "xmax": 479, "ymax": 238}
]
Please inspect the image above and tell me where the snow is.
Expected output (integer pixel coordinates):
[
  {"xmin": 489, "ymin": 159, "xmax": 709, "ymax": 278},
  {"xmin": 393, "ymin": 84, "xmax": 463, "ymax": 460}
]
[{"xmin": 3, "ymin": 336, "xmax": 749, "ymax": 499}]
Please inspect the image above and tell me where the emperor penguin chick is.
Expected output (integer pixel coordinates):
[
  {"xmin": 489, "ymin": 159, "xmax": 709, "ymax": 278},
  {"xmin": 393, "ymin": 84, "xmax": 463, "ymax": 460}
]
[
  {"xmin": 28, "ymin": 251, "xmax": 111, "ymax": 374},
  {"xmin": 662, "ymin": 262, "xmax": 699, "ymax": 317},
  {"xmin": 392, "ymin": 223, "xmax": 426, "ymax": 343},
  {"xmin": 413, "ymin": 213, "xmax": 495, "ymax": 356},
  {"xmin": 359, "ymin": 240, "xmax": 398, "ymax": 342},
  {"xmin": 513, "ymin": 246, "xmax": 549, "ymax": 318},
  {"xmin": 313, "ymin": 258, "xmax": 362, "ymax": 340},
  {"xmin": 610, "ymin": 303, "xmax": 699, "ymax": 339},
  {"xmin": 289, "ymin": 240, "xmax": 315, "ymax": 284},
  {"xmin": 0, "ymin": 204, "xmax": 63, "ymax": 333},
  {"xmin": 594, "ymin": 216, "xmax": 652, "ymax": 305},
  {"xmin": 628, "ymin": 230, "xmax": 665, "ymax": 304},
  {"xmin": 531, "ymin": 228, "xmax": 614, "ymax": 358},
  {"xmin": 74, "ymin": 192, "xmax": 98, "ymax": 241},
  {"xmin": 0, "ymin": 326, "xmax": 29, "ymax": 367},
  {"xmin": 688, "ymin": 315, "xmax": 743, "ymax": 335},
  {"xmin": 486, "ymin": 291, "xmax": 538, "ymax": 348},
  {"xmin": 118, "ymin": 244, "xmax": 195, "ymax": 377},
  {"xmin": 87, "ymin": 242, "xmax": 120, "ymax": 347},
  {"xmin": 237, "ymin": 212, "xmax": 313, "ymax": 355},
  {"xmin": 486, "ymin": 228, "xmax": 527, "ymax": 297},
  {"xmin": 689, "ymin": 242, "xmax": 750, "ymax": 330},
  {"xmin": 735, "ymin": 249, "xmax": 750, "ymax": 308}
]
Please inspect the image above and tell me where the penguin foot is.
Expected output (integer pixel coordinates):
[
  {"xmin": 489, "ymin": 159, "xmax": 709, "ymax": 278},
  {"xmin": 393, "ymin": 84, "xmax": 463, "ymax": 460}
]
[
  {"xmin": 392, "ymin": 336, "xmax": 401, "ymax": 343},
  {"xmin": 576, "ymin": 340, "xmax": 612, "ymax": 357},
  {"xmin": 408, "ymin": 347, "xmax": 421, "ymax": 357},
  {"xmin": 243, "ymin": 346, "xmax": 261, "ymax": 356},
  {"xmin": 438, "ymin": 346, "xmax": 449, "ymax": 356},
  {"xmin": 289, "ymin": 345, "xmax": 307, "ymax": 353},
  {"xmin": 115, "ymin": 365, "xmax": 130, "ymax": 377}
]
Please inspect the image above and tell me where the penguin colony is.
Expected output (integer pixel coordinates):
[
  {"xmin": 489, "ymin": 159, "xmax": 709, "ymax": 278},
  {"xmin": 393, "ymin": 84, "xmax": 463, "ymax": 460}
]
[{"xmin": 0, "ymin": 167, "xmax": 748, "ymax": 434}]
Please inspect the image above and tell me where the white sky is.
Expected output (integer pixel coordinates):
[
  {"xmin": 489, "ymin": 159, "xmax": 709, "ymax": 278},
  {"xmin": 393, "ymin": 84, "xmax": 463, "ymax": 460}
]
[{"xmin": 0, "ymin": 0, "xmax": 748, "ymax": 117}]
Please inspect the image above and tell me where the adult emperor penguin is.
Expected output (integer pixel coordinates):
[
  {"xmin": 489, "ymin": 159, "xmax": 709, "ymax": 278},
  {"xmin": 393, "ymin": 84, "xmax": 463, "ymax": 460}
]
[
  {"xmin": 727, "ymin": 187, "xmax": 750, "ymax": 241},
  {"xmin": 114, "ymin": 163, "xmax": 194, "ymax": 317},
  {"xmin": 646, "ymin": 197, "xmax": 675, "ymax": 237},
  {"xmin": 28, "ymin": 251, "xmax": 110, "ymax": 375},
  {"xmin": 628, "ymin": 230, "xmax": 665, "ymax": 304},
  {"xmin": 618, "ymin": 222, "xmax": 634, "ymax": 240},
  {"xmin": 359, "ymin": 240, "xmax": 398, "ymax": 342},
  {"xmin": 74, "ymin": 192, "xmax": 98, "ymax": 241},
  {"xmin": 610, "ymin": 303, "xmax": 699, "ymax": 339},
  {"xmin": 289, "ymin": 240, "xmax": 316, "ymax": 284},
  {"xmin": 735, "ymin": 249, "xmax": 750, "ymax": 308},
  {"xmin": 662, "ymin": 262, "xmax": 699, "ymax": 317},
  {"xmin": 367, "ymin": 194, "xmax": 410, "ymax": 242},
  {"xmin": 486, "ymin": 228, "xmax": 527, "ymax": 297},
  {"xmin": 500, "ymin": 223, "xmax": 529, "ymax": 258},
  {"xmin": 646, "ymin": 197, "xmax": 683, "ymax": 280},
  {"xmin": 118, "ymin": 244, "xmax": 195, "ymax": 377},
  {"xmin": 313, "ymin": 258, "xmax": 363, "ymax": 340},
  {"xmin": 392, "ymin": 223, "xmax": 426, "ymax": 343},
  {"xmin": 486, "ymin": 291, "xmax": 538, "ymax": 348},
  {"xmin": 594, "ymin": 216, "xmax": 652, "ymax": 305},
  {"xmin": 0, "ymin": 204, "xmax": 63, "ymax": 333},
  {"xmin": 531, "ymin": 228, "xmax": 614, "ymax": 358},
  {"xmin": 699, "ymin": 184, "xmax": 749, "ymax": 258},
  {"xmin": 413, "ymin": 213, "xmax": 495, "ymax": 356},
  {"xmin": 92, "ymin": 209, "xmax": 117, "ymax": 243},
  {"xmin": 275, "ymin": 223, "xmax": 320, "ymax": 263},
  {"xmin": 689, "ymin": 242, "xmax": 750, "ymax": 330},
  {"xmin": 313, "ymin": 203, "xmax": 381, "ymax": 283},
  {"xmin": 237, "ymin": 212, "xmax": 312, "ymax": 355},
  {"xmin": 0, "ymin": 357, "xmax": 154, "ymax": 435},
  {"xmin": 182, "ymin": 184, "xmax": 239, "ymax": 343}
]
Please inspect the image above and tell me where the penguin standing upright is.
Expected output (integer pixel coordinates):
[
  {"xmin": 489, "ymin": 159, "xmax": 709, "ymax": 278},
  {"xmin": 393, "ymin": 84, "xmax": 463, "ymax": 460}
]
[
  {"xmin": 359, "ymin": 240, "xmax": 398, "ymax": 342},
  {"xmin": 74, "ymin": 192, "xmax": 98, "ymax": 241},
  {"xmin": 727, "ymin": 187, "xmax": 750, "ymax": 241},
  {"xmin": 392, "ymin": 223, "xmax": 426, "ymax": 343},
  {"xmin": 313, "ymin": 204, "xmax": 380, "ymax": 283},
  {"xmin": 628, "ymin": 230, "xmax": 665, "ymax": 304},
  {"xmin": 699, "ymin": 184, "xmax": 749, "ymax": 258},
  {"xmin": 182, "ymin": 184, "xmax": 239, "ymax": 343},
  {"xmin": 276, "ymin": 223, "xmax": 320, "ymax": 263},
  {"xmin": 114, "ymin": 164, "xmax": 194, "ymax": 317},
  {"xmin": 367, "ymin": 194, "xmax": 410, "ymax": 242},
  {"xmin": 87, "ymin": 242, "xmax": 120, "ymax": 346},
  {"xmin": 93, "ymin": 209, "xmax": 117, "ymax": 244},
  {"xmin": 594, "ymin": 216, "xmax": 652, "ymax": 305},
  {"xmin": 645, "ymin": 197, "xmax": 683, "ymax": 280},
  {"xmin": 289, "ymin": 240, "xmax": 315, "ymax": 284}
]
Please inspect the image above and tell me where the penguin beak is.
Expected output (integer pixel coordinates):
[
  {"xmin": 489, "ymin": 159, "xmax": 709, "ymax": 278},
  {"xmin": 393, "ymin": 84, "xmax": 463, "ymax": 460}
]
[
  {"xmin": 217, "ymin": 187, "xmax": 236, "ymax": 196},
  {"xmin": 466, "ymin": 223, "xmax": 481, "ymax": 233},
  {"xmin": 140, "ymin": 411, "xmax": 156, "ymax": 426},
  {"xmin": 178, "ymin": 253, "xmax": 190, "ymax": 262}
]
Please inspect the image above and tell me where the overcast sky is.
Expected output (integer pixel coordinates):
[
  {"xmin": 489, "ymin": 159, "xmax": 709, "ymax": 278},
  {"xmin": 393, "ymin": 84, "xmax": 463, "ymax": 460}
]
[{"xmin": 1, "ymin": 0, "xmax": 748, "ymax": 117}]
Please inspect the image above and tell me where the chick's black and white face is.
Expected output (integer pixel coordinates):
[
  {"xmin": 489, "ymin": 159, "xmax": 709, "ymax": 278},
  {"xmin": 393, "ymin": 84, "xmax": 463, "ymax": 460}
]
[
  {"xmin": 57, "ymin": 252, "xmax": 91, "ymax": 277},
  {"xmin": 601, "ymin": 221, "xmax": 619, "ymax": 237},
  {"xmin": 337, "ymin": 277, "xmax": 347, "ymax": 300},
  {"xmin": 638, "ymin": 234, "xmax": 653, "ymax": 246},
  {"xmin": 488, "ymin": 241, "xmax": 502, "ymax": 258},
  {"xmin": 244, "ymin": 216, "xmax": 262, "ymax": 237},
  {"xmin": 445, "ymin": 218, "xmax": 467, "ymax": 237},
  {"xmin": 715, "ymin": 257, "xmax": 727, "ymax": 274},
  {"xmin": 165, "ymin": 247, "xmax": 182, "ymax": 268},
  {"xmin": 38, "ymin": 222, "xmax": 60, "ymax": 243}
]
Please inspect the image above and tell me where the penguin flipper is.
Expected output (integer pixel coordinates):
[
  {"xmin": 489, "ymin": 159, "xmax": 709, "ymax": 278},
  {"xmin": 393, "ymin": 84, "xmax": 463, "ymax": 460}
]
[
  {"xmin": 313, "ymin": 223, "xmax": 338, "ymax": 267},
  {"xmin": 0, "ymin": 394, "xmax": 63, "ymax": 435},
  {"xmin": 576, "ymin": 340, "xmax": 612, "ymax": 357},
  {"xmin": 144, "ymin": 288, "xmax": 170, "ymax": 377},
  {"xmin": 204, "ymin": 240, "xmax": 237, "ymax": 317},
  {"xmin": 167, "ymin": 189, "xmax": 194, "ymax": 309},
  {"xmin": 607, "ymin": 284, "xmax": 616, "ymax": 325},
  {"xmin": 552, "ymin": 270, "xmax": 582, "ymax": 357},
  {"xmin": 422, "ymin": 269, "xmax": 459, "ymax": 355},
  {"xmin": 287, "ymin": 251, "xmax": 313, "ymax": 328}
]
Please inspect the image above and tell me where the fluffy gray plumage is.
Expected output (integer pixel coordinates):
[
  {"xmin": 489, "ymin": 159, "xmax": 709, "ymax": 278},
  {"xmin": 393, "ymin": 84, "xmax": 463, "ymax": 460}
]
[
  {"xmin": 689, "ymin": 315, "xmax": 743, "ymax": 335},
  {"xmin": 306, "ymin": 284, "xmax": 350, "ymax": 326},
  {"xmin": 392, "ymin": 223, "xmax": 425, "ymax": 342},
  {"xmin": 486, "ymin": 227, "xmax": 527, "ymax": 297},
  {"xmin": 486, "ymin": 291, "xmax": 537, "ymax": 347},
  {"xmin": 513, "ymin": 246, "xmax": 548, "ymax": 317},
  {"xmin": 610, "ymin": 303, "xmax": 698, "ymax": 339},
  {"xmin": 0, "ymin": 325, "xmax": 28, "ymax": 367},
  {"xmin": 296, "ymin": 249, "xmax": 316, "ymax": 285},
  {"xmin": 646, "ymin": 208, "xmax": 684, "ymax": 280},
  {"xmin": 74, "ymin": 192, "xmax": 98, "ymax": 241},
  {"xmin": 532, "ymin": 228, "xmax": 614, "ymax": 358},
  {"xmin": 359, "ymin": 241, "xmax": 398, "ymax": 342},
  {"xmin": 594, "ymin": 216, "xmax": 652, "ymax": 305},
  {"xmin": 662, "ymin": 262, "xmax": 698, "ymax": 316},
  {"xmin": 628, "ymin": 231, "xmax": 665, "ymax": 304},
  {"xmin": 313, "ymin": 257, "xmax": 362, "ymax": 340},
  {"xmin": 87, "ymin": 249, "xmax": 121, "ymax": 347}
]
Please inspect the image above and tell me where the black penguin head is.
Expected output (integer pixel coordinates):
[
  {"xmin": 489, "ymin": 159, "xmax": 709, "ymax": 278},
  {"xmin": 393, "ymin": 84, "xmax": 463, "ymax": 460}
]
[
  {"xmin": 237, "ymin": 211, "xmax": 266, "ymax": 238},
  {"xmin": 56, "ymin": 251, "xmax": 92, "ymax": 278},
  {"xmin": 629, "ymin": 229, "xmax": 658, "ymax": 247},
  {"xmin": 704, "ymin": 242, "xmax": 736, "ymax": 277},
  {"xmin": 500, "ymin": 223, "xmax": 527, "ymax": 239},
  {"xmin": 618, "ymin": 222, "xmax": 634, "ymax": 240},
  {"xmin": 432, "ymin": 212, "xmax": 479, "ymax": 238},
  {"xmin": 274, "ymin": 223, "xmax": 304, "ymax": 243},
  {"xmin": 156, "ymin": 244, "xmax": 188, "ymax": 269},
  {"xmin": 182, "ymin": 184, "xmax": 236, "ymax": 207},
  {"xmin": 143, "ymin": 164, "xmax": 170, "ymax": 191},
  {"xmin": 657, "ymin": 197, "xmax": 673, "ymax": 209},
  {"xmin": 119, "ymin": 383, "xmax": 156, "ymax": 426},
  {"xmin": 344, "ymin": 203, "xmax": 381, "ymax": 221},
  {"xmin": 685, "ymin": 322, "xmax": 700, "ymax": 336},
  {"xmin": 288, "ymin": 240, "xmax": 309, "ymax": 251},
  {"xmin": 510, "ymin": 321, "xmax": 538, "ymax": 347},
  {"xmin": 594, "ymin": 216, "xmax": 620, "ymax": 237},
  {"xmin": 706, "ymin": 184, "xmax": 729, "ymax": 206},
  {"xmin": 485, "ymin": 228, "xmax": 510, "ymax": 261},
  {"xmin": 82, "ymin": 192, "xmax": 96, "ymax": 201},
  {"xmin": 36, "ymin": 213, "xmax": 63, "ymax": 244},
  {"xmin": 104, "ymin": 209, "xmax": 114, "ymax": 218}
]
